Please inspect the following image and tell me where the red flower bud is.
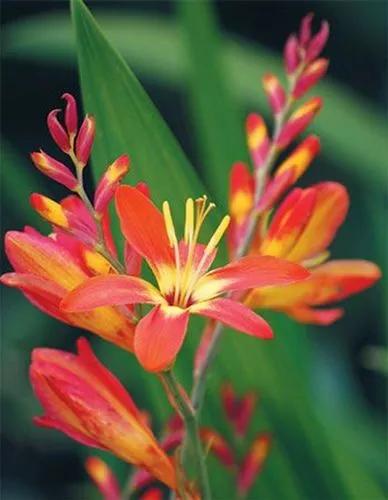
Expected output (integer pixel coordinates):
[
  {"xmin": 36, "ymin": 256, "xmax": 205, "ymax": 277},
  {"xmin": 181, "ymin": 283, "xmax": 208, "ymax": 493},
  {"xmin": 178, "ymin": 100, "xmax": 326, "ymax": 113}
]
[
  {"xmin": 62, "ymin": 93, "xmax": 78, "ymax": 136},
  {"xmin": 47, "ymin": 109, "xmax": 70, "ymax": 153},
  {"xmin": 306, "ymin": 21, "xmax": 330, "ymax": 62},
  {"xmin": 94, "ymin": 155, "xmax": 130, "ymax": 213},
  {"xmin": 237, "ymin": 434, "xmax": 272, "ymax": 496},
  {"xmin": 263, "ymin": 73, "xmax": 286, "ymax": 115},
  {"xmin": 299, "ymin": 12, "xmax": 314, "ymax": 47},
  {"xmin": 284, "ymin": 34, "xmax": 300, "ymax": 74},
  {"xmin": 75, "ymin": 114, "xmax": 95, "ymax": 167},
  {"xmin": 293, "ymin": 58, "xmax": 329, "ymax": 99},
  {"xmin": 31, "ymin": 150, "xmax": 78, "ymax": 190}
]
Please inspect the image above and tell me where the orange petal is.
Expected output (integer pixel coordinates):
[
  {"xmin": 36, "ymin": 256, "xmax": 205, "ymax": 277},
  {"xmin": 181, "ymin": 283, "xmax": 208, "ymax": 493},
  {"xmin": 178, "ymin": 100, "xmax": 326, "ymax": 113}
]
[
  {"xmin": 193, "ymin": 255, "xmax": 310, "ymax": 302},
  {"xmin": 115, "ymin": 186, "xmax": 174, "ymax": 275},
  {"xmin": 286, "ymin": 182, "xmax": 349, "ymax": 262},
  {"xmin": 134, "ymin": 305, "xmax": 190, "ymax": 372},
  {"xmin": 190, "ymin": 298, "xmax": 273, "ymax": 339},
  {"xmin": 61, "ymin": 275, "xmax": 164, "ymax": 312}
]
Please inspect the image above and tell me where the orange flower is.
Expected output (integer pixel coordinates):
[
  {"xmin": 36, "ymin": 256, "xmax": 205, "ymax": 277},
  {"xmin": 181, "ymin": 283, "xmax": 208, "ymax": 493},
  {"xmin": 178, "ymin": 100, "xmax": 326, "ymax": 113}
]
[
  {"xmin": 245, "ymin": 183, "xmax": 381, "ymax": 324},
  {"xmin": 62, "ymin": 186, "xmax": 310, "ymax": 372},
  {"xmin": 31, "ymin": 338, "xmax": 176, "ymax": 489}
]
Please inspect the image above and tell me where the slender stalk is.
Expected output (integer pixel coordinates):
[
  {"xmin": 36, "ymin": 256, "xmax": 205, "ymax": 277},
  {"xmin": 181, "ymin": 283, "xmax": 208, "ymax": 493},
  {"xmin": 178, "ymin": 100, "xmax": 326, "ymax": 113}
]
[{"xmin": 161, "ymin": 371, "xmax": 212, "ymax": 500}]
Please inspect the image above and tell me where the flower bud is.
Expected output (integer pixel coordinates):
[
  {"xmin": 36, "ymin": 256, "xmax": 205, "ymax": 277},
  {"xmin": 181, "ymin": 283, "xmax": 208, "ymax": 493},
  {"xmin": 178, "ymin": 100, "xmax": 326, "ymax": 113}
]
[
  {"xmin": 30, "ymin": 193, "xmax": 69, "ymax": 229},
  {"xmin": 31, "ymin": 150, "xmax": 78, "ymax": 190},
  {"xmin": 221, "ymin": 383, "xmax": 256, "ymax": 437},
  {"xmin": 275, "ymin": 135, "xmax": 321, "ymax": 183},
  {"xmin": 62, "ymin": 93, "xmax": 78, "ymax": 136},
  {"xmin": 47, "ymin": 109, "xmax": 70, "ymax": 153},
  {"xmin": 276, "ymin": 97, "xmax": 322, "ymax": 150},
  {"xmin": 306, "ymin": 21, "xmax": 330, "ymax": 62},
  {"xmin": 200, "ymin": 427, "xmax": 235, "ymax": 468},
  {"xmin": 284, "ymin": 34, "xmax": 300, "ymax": 74},
  {"xmin": 246, "ymin": 114, "xmax": 270, "ymax": 169},
  {"xmin": 237, "ymin": 434, "xmax": 271, "ymax": 496},
  {"xmin": 293, "ymin": 59, "xmax": 329, "ymax": 99},
  {"xmin": 94, "ymin": 155, "xmax": 130, "ymax": 213},
  {"xmin": 85, "ymin": 456, "xmax": 120, "ymax": 500},
  {"xmin": 263, "ymin": 74, "xmax": 286, "ymax": 115},
  {"xmin": 299, "ymin": 12, "xmax": 314, "ymax": 47},
  {"xmin": 31, "ymin": 338, "xmax": 177, "ymax": 489},
  {"xmin": 75, "ymin": 115, "xmax": 95, "ymax": 167}
]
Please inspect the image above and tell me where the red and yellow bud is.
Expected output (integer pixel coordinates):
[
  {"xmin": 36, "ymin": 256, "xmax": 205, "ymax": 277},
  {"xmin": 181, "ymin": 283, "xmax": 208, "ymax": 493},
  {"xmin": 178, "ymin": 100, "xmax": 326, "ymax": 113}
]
[
  {"xmin": 293, "ymin": 58, "xmax": 329, "ymax": 99},
  {"xmin": 284, "ymin": 34, "xmax": 300, "ymax": 74},
  {"xmin": 200, "ymin": 428, "xmax": 235, "ymax": 468},
  {"xmin": 47, "ymin": 109, "xmax": 70, "ymax": 153},
  {"xmin": 75, "ymin": 115, "xmax": 95, "ymax": 167},
  {"xmin": 31, "ymin": 338, "xmax": 177, "ymax": 490},
  {"xmin": 246, "ymin": 114, "xmax": 270, "ymax": 169},
  {"xmin": 94, "ymin": 155, "xmax": 130, "ymax": 213},
  {"xmin": 62, "ymin": 93, "xmax": 78, "ymax": 136},
  {"xmin": 30, "ymin": 150, "xmax": 78, "ymax": 190},
  {"xmin": 275, "ymin": 135, "xmax": 320, "ymax": 184},
  {"xmin": 263, "ymin": 74, "xmax": 286, "ymax": 115},
  {"xmin": 237, "ymin": 434, "xmax": 271, "ymax": 496},
  {"xmin": 221, "ymin": 383, "xmax": 257, "ymax": 437},
  {"xmin": 276, "ymin": 97, "xmax": 322, "ymax": 149},
  {"xmin": 85, "ymin": 456, "xmax": 120, "ymax": 500},
  {"xmin": 30, "ymin": 193, "xmax": 69, "ymax": 229}
]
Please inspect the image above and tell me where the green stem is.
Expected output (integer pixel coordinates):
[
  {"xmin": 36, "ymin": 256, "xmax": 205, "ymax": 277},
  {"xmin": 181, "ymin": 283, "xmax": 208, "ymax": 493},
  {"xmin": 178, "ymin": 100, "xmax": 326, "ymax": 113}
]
[{"xmin": 161, "ymin": 371, "xmax": 212, "ymax": 500}]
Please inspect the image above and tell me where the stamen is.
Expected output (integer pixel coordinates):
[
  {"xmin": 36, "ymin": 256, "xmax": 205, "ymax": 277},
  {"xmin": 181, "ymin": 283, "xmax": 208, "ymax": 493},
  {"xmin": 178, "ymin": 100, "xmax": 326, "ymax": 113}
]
[
  {"xmin": 184, "ymin": 198, "xmax": 194, "ymax": 244},
  {"xmin": 162, "ymin": 201, "xmax": 178, "ymax": 246},
  {"xmin": 204, "ymin": 215, "xmax": 231, "ymax": 254}
]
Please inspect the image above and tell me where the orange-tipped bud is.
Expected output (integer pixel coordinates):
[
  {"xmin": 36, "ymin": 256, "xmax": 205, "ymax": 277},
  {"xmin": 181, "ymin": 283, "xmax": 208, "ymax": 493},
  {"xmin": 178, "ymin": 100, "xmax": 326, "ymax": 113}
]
[
  {"xmin": 200, "ymin": 428, "xmax": 235, "ymax": 468},
  {"xmin": 237, "ymin": 434, "xmax": 271, "ymax": 496},
  {"xmin": 62, "ymin": 93, "xmax": 78, "ymax": 136},
  {"xmin": 47, "ymin": 109, "xmax": 70, "ymax": 153},
  {"xmin": 263, "ymin": 74, "xmax": 286, "ymax": 115},
  {"xmin": 31, "ymin": 338, "xmax": 177, "ymax": 490},
  {"xmin": 293, "ymin": 59, "xmax": 329, "ymax": 99},
  {"xmin": 75, "ymin": 115, "xmax": 95, "ymax": 167},
  {"xmin": 31, "ymin": 150, "xmax": 78, "ymax": 190},
  {"xmin": 85, "ymin": 456, "xmax": 120, "ymax": 500},
  {"xmin": 94, "ymin": 155, "xmax": 130, "ymax": 213},
  {"xmin": 276, "ymin": 97, "xmax": 322, "ymax": 149},
  {"xmin": 275, "ymin": 135, "xmax": 320, "ymax": 183},
  {"xmin": 306, "ymin": 21, "xmax": 330, "ymax": 62},
  {"xmin": 284, "ymin": 34, "xmax": 300, "ymax": 74},
  {"xmin": 30, "ymin": 193, "xmax": 69, "ymax": 229},
  {"xmin": 246, "ymin": 114, "xmax": 270, "ymax": 169}
]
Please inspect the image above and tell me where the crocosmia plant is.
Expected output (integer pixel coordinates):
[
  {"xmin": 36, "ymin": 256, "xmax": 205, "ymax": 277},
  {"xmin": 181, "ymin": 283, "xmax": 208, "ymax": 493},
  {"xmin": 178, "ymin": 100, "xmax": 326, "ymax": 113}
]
[{"xmin": 1, "ymin": 7, "xmax": 382, "ymax": 500}]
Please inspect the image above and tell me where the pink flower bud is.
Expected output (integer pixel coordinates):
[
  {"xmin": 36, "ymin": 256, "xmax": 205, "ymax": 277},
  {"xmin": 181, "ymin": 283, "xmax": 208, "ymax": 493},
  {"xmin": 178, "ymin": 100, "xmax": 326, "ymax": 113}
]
[
  {"xmin": 62, "ymin": 93, "xmax": 78, "ymax": 136},
  {"xmin": 94, "ymin": 155, "xmax": 130, "ymax": 213},
  {"xmin": 246, "ymin": 113, "xmax": 270, "ymax": 169},
  {"xmin": 293, "ymin": 58, "xmax": 329, "ymax": 98},
  {"xmin": 75, "ymin": 114, "xmax": 95, "ymax": 167},
  {"xmin": 284, "ymin": 34, "xmax": 300, "ymax": 74},
  {"xmin": 47, "ymin": 109, "xmax": 70, "ymax": 153},
  {"xmin": 31, "ymin": 150, "xmax": 78, "ymax": 190},
  {"xmin": 237, "ymin": 434, "xmax": 272, "ymax": 496},
  {"xmin": 262, "ymin": 73, "xmax": 287, "ymax": 115},
  {"xmin": 306, "ymin": 21, "xmax": 330, "ymax": 62},
  {"xmin": 299, "ymin": 12, "xmax": 314, "ymax": 47}
]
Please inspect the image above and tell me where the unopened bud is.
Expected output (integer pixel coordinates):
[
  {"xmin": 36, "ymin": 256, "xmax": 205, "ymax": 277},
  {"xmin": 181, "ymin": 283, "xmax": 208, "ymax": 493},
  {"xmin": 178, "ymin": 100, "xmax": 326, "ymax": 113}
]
[
  {"xmin": 94, "ymin": 155, "xmax": 130, "ymax": 213},
  {"xmin": 31, "ymin": 150, "xmax": 77, "ymax": 190},
  {"xmin": 62, "ymin": 93, "xmax": 78, "ymax": 136},
  {"xmin": 263, "ymin": 73, "xmax": 286, "ymax": 115},
  {"xmin": 75, "ymin": 115, "xmax": 95, "ymax": 167},
  {"xmin": 47, "ymin": 109, "xmax": 70, "ymax": 153}
]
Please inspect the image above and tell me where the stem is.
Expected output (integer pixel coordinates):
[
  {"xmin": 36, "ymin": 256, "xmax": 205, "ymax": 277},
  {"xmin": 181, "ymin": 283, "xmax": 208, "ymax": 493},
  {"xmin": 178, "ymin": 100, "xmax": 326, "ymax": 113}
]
[
  {"xmin": 161, "ymin": 371, "xmax": 212, "ymax": 500},
  {"xmin": 191, "ymin": 73, "xmax": 300, "ymax": 413}
]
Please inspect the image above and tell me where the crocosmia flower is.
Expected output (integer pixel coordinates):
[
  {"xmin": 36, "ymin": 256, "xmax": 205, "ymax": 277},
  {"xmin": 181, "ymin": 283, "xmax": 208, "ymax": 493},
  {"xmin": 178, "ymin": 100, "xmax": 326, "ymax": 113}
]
[
  {"xmin": 0, "ymin": 226, "xmax": 136, "ymax": 349},
  {"xmin": 62, "ymin": 186, "xmax": 310, "ymax": 372},
  {"xmin": 245, "ymin": 182, "xmax": 381, "ymax": 324},
  {"xmin": 30, "ymin": 338, "xmax": 177, "ymax": 490}
]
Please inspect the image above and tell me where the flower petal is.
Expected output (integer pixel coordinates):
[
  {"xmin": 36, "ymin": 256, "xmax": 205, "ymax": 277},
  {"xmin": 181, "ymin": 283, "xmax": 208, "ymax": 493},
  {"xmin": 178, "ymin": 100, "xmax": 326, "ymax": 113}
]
[
  {"xmin": 193, "ymin": 255, "xmax": 310, "ymax": 302},
  {"xmin": 190, "ymin": 298, "xmax": 273, "ymax": 339},
  {"xmin": 134, "ymin": 305, "xmax": 189, "ymax": 372},
  {"xmin": 115, "ymin": 186, "xmax": 174, "ymax": 274},
  {"xmin": 62, "ymin": 275, "xmax": 164, "ymax": 312},
  {"xmin": 286, "ymin": 182, "xmax": 349, "ymax": 262}
]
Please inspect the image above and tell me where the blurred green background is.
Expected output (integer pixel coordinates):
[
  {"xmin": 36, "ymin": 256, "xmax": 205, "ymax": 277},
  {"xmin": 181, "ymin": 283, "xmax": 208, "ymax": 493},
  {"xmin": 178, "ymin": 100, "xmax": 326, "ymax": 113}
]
[{"xmin": 1, "ymin": 1, "xmax": 387, "ymax": 499}]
